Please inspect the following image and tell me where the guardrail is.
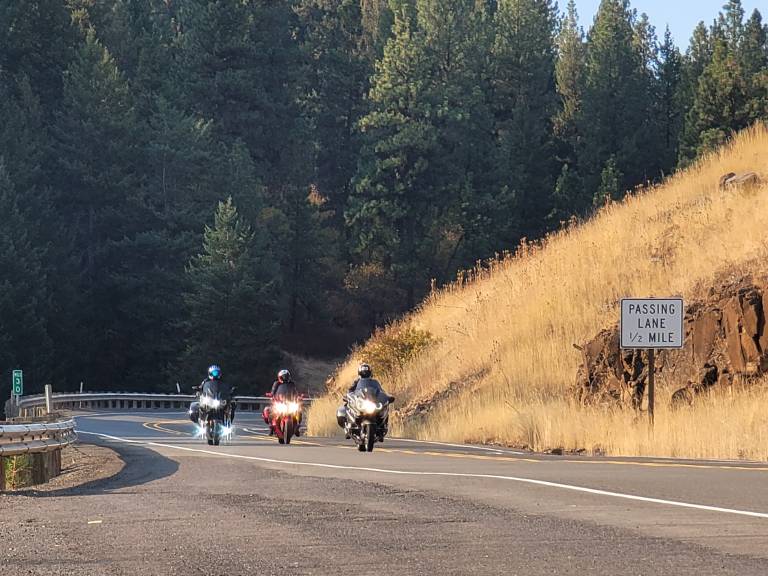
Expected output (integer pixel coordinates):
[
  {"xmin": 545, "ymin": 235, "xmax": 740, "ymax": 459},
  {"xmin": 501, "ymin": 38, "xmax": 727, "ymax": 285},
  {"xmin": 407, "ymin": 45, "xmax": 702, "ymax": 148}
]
[
  {"xmin": 0, "ymin": 419, "xmax": 76, "ymax": 490},
  {"xmin": 0, "ymin": 419, "xmax": 76, "ymax": 457},
  {"xmin": 16, "ymin": 392, "xmax": 310, "ymax": 418}
]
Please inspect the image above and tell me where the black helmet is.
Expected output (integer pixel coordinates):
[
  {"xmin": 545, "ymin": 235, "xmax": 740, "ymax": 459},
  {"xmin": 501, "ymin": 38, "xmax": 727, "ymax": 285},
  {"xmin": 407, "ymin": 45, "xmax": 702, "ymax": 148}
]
[
  {"xmin": 277, "ymin": 369, "xmax": 291, "ymax": 383},
  {"xmin": 358, "ymin": 363, "xmax": 372, "ymax": 379}
]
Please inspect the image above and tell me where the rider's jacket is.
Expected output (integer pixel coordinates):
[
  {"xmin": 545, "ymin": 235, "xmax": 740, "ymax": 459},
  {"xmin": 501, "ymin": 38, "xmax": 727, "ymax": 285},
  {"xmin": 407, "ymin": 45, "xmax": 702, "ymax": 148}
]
[
  {"xmin": 200, "ymin": 378, "xmax": 233, "ymax": 400},
  {"xmin": 271, "ymin": 380, "xmax": 298, "ymax": 399}
]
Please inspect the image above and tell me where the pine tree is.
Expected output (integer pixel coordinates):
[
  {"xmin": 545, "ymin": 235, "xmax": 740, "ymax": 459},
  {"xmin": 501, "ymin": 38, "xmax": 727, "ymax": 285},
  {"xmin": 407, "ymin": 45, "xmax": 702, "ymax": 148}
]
[
  {"xmin": 360, "ymin": 0, "xmax": 395, "ymax": 61},
  {"xmin": 0, "ymin": 161, "xmax": 51, "ymax": 398},
  {"xmin": 90, "ymin": 0, "xmax": 182, "ymax": 115},
  {"xmin": 550, "ymin": 0, "xmax": 587, "ymax": 221},
  {"xmin": 50, "ymin": 29, "xmax": 140, "ymax": 387},
  {"xmin": 106, "ymin": 96, "xmax": 222, "ymax": 388},
  {"xmin": 145, "ymin": 96, "xmax": 218, "ymax": 231},
  {"xmin": 579, "ymin": 0, "xmax": 650, "ymax": 199},
  {"xmin": 549, "ymin": 163, "xmax": 585, "ymax": 224},
  {"xmin": 349, "ymin": 0, "xmax": 495, "ymax": 308},
  {"xmin": 742, "ymin": 9, "xmax": 768, "ymax": 122},
  {"xmin": 656, "ymin": 27, "xmax": 685, "ymax": 173},
  {"xmin": 741, "ymin": 9, "xmax": 767, "ymax": 75},
  {"xmin": 684, "ymin": 1, "xmax": 753, "ymax": 160},
  {"xmin": 492, "ymin": 0, "xmax": 559, "ymax": 236},
  {"xmin": 177, "ymin": 0, "xmax": 307, "ymax": 188},
  {"xmin": 593, "ymin": 155, "xmax": 623, "ymax": 206},
  {"xmin": 679, "ymin": 21, "xmax": 713, "ymax": 164},
  {"xmin": 632, "ymin": 13, "xmax": 662, "ymax": 172},
  {"xmin": 0, "ymin": 74, "xmax": 49, "ymax": 222},
  {"xmin": 684, "ymin": 21, "xmax": 714, "ymax": 99},
  {"xmin": 719, "ymin": 0, "xmax": 745, "ymax": 53},
  {"xmin": 692, "ymin": 35, "xmax": 751, "ymax": 154},
  {"xmin": 554, "ymin": 0, "xmax": 585, "ymax": 161},
  {"xmin": 296, "ymin": 0, "xmax": 373, "ymax": 228},
  {"xmin": 0, "ymin": 0, "xmax": 76, "ymax": 110},
  {"xmin": 265, "ymin": 187, "xmax": 344, "ymax": 335},
  {"xmin": 183, "ymin": 198, "xmax": 281, "ymax": 389}
]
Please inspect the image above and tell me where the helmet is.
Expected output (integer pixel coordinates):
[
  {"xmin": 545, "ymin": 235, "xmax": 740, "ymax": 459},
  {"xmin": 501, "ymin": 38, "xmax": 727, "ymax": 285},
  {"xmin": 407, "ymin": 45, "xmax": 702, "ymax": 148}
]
[
  {"xmin": 277, "ymin": 369, "xmax": 291, "ymax": 383},
  {"xmin": 358, "ymin": 363, "xmax": 372, "ymax": 379},
  {"xmin": 208, "ymin": 364, "xmax": 222, "ymax": 380}
]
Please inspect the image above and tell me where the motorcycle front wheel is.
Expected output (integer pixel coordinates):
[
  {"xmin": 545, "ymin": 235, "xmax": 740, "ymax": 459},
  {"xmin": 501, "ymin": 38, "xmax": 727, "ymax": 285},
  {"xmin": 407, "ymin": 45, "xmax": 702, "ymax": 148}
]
[
  {"xmin": 206, "ymin": 417, "xmax": 214, "ymax": 446},
  {"xmin": 361, "ymin": 422, "xmax": 375, "ymax": 452},
  {"xmin": 284, "ymin": 417, "xmax": 294, "ymax": 445},
  {"xmin": 207, "ymin": 419, "xmax": 220, "ymax": 446}
]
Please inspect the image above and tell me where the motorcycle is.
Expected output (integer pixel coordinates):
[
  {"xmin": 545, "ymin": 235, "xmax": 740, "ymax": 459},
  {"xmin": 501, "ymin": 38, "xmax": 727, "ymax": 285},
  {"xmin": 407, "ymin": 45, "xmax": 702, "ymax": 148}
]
[
  {"xmin": 266, "ymin": 392, "xmax": 303, "ymax": 445},
  {"xmin": 339, "ymin": 384, "xmax": 393, "ymax": 453},
  {"xmin": 190, "ymin": 382, "xmax": 235, "ymax": 446}
]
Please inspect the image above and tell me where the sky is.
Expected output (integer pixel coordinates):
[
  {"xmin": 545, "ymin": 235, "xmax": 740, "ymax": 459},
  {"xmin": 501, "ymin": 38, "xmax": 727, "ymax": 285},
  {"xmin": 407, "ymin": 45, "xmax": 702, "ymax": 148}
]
[{"xmin": 574, "ymin": 0, "xmax": 766, "ymax": 46}]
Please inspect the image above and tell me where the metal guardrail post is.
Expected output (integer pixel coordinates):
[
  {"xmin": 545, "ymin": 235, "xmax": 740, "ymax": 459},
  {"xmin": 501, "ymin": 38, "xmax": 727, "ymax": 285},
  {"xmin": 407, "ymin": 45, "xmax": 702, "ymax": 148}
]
[{"xmin": 45, "ymin": 384, "xmax": 53, "ymax": 415}]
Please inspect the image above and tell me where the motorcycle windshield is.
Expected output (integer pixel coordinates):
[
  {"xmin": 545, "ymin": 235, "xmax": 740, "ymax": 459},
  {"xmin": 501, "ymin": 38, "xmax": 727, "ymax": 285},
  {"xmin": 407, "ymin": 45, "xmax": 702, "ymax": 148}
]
[
  {"xmin": 353, "ymin": 386, "xmax": 381, "ymax": 403},
  {"xmin": 352, "ymin": 378, "xmax": 388, "ymax": 403},
  {"xmin": 202, "ymin": 380, "xmax": 229, "ymax": 400},
  {"xmin": 202, "ymin": 380, "xmax": 222, "ymax": 399}
]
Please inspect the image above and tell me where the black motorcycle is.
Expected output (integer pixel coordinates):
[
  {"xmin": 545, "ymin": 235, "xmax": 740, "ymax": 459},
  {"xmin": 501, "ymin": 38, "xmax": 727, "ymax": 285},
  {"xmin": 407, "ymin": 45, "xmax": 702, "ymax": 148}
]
[
  {"xmin": 189, "ymin": 382, "xmax": 235, "ymax": 446},
  {"xmin": 339, "ymin": 384, "xmax": 393, "ymax": 452}
]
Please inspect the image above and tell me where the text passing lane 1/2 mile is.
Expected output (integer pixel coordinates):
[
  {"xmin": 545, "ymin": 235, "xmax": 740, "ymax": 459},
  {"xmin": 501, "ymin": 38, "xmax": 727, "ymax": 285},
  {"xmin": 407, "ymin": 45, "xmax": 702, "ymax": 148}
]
[{"xmin": 620, "ymin": 298, "xmax": 684, "ymax": 350}]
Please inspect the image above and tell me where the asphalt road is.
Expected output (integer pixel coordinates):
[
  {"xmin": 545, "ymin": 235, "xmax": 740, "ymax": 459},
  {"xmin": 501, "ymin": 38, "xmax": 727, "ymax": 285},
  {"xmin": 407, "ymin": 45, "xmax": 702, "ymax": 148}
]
[{"xmin": 4, "ymin": 411, "xmax": 768, "ymax": 575}]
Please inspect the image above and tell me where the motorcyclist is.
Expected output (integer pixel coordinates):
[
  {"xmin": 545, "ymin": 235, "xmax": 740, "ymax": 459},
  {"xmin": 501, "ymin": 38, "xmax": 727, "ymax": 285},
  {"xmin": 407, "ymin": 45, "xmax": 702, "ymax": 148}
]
[
  {"xmin": 347, "ymin": 363, "xmax": 393, "ymax": 399},
  {"xmin": 341, "ymin": 363, "xmax": 394, "ymax": 441},
  {"xmin": 263, "ymin": 369, "xmax": 302, "ymax": 436},
  {"xmin": 190, "ymin": 364, "xmax": 236, "ymax": 425}
]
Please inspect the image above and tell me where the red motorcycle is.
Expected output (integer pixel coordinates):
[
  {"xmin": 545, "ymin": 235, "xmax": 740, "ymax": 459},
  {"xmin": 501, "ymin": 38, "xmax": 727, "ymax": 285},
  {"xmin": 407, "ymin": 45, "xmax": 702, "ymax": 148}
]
[{"xmin": 264, "ymin": 393, "xmax": 303, "ymax": 445}]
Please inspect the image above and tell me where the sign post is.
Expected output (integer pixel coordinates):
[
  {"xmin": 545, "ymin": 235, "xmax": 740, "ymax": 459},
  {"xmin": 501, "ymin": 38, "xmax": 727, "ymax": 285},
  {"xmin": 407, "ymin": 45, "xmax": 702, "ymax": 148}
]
[{"xmin": 620, "ymin": 298, "xmax": 684, "ymax": 425}]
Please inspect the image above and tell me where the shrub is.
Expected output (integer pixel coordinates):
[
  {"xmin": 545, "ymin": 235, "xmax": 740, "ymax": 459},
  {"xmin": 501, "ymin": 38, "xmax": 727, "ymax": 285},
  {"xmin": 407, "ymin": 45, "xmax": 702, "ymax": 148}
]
[
  {"xmin": 3, "ymin": 455, "xmax": 32, "ymax": 490},
  {"xmin": 357, "ymin": 326, "xmax": 436, "ymax": 379}
]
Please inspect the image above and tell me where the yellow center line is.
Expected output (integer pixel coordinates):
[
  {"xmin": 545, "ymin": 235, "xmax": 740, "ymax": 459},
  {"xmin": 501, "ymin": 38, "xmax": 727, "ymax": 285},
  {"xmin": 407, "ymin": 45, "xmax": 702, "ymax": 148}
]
[
  {"xmin": 374, "ymin": 447, "xmax": 539, "ymax": 463},
  {"xmin": 140, "ymin": 422, "xmax": 768, "ymax": 472},
  {"xmin": 142, "ymin": 421, "xmax": 189, "ymax": 436}
]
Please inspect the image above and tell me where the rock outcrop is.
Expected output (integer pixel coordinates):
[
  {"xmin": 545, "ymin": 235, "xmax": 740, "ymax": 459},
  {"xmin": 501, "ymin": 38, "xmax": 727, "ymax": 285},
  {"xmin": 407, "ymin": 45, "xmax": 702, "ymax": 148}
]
[
  {"xmin": 574, "ymin": 275, "xmax": 768, "ymax": 408},
  {"xmin": 719, "ymin": 171, "xmax": 761, "ymax": 190}
]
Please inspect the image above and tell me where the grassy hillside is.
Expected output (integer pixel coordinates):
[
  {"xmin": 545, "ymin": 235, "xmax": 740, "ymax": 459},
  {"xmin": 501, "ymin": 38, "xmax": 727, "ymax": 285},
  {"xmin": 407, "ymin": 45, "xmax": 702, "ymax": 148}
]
[{"xmin": 308, "ymin": 125, "xmax": 768, "ymax": 460}]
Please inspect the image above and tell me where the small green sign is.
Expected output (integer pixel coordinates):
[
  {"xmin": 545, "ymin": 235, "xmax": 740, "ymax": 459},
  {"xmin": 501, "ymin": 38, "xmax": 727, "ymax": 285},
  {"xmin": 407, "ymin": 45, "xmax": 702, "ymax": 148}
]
[{"xmin": 12, "ymin": 369, "xmax": 23, "ymax": 396}]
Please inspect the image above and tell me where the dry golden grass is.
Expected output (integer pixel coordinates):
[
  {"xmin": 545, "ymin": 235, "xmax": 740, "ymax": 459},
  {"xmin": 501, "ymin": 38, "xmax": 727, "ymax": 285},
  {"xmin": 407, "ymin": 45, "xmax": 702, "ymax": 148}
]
[{"xmin": 308, "ymin": 125, "xmax": 768, "ymax": 458}]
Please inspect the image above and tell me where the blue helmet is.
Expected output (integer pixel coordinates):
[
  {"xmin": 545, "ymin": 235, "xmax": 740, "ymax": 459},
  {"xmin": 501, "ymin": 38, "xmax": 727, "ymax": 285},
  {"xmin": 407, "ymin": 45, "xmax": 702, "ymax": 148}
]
[{"xmin": 208, "ymin": 364, "xmax": 222, "ymax": 380}]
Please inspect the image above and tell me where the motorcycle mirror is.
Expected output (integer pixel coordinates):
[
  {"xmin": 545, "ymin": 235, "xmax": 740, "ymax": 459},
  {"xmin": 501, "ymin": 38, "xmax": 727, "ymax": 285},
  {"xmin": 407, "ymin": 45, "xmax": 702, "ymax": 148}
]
[{"xmin": 266, "ymin": 392, "xmax": 273, "ymax": 398}]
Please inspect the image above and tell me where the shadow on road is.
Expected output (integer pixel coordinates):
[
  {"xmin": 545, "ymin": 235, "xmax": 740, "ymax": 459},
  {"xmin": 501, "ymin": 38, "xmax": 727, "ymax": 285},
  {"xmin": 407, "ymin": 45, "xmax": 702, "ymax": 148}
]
[{"xmin": 28, "ymin": 439, "xmax": 180, "ymax": 498}]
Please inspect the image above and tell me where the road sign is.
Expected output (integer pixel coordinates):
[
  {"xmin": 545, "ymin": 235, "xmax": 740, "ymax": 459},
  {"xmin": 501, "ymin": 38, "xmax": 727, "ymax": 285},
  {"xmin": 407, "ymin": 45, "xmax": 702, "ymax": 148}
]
[
  {"xmin": 620, "ymin": 298, "xmax": 684, "ymax": 350},
  {"xmin": 12, "ymin": 369, "xmax": 23, "ymax": 396}
]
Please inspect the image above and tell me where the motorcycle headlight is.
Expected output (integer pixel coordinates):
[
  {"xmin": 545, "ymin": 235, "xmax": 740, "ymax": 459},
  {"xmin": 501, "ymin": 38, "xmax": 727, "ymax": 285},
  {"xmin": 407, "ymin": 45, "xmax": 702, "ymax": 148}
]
[
  {"xmin": 359, "ymin": 399, "xmax": 381, "ymax": 414},
  {"xmin": 274, "ymin": 401, "xmax": 288, "ymax": 415},
  {"xmin": 287, "ymin": 401, "xmax": 300, "ymax": 414},
  {"xmin": 200, "ymin": 396, "xmax": 209, "ymax": 407},
  {"xmin": 211, "ymin": 399, "xmax": 221, "ymax": 409}
]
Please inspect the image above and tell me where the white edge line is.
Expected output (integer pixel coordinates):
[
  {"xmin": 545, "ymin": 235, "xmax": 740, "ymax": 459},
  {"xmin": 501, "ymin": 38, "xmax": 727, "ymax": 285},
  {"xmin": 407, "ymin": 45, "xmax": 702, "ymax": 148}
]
[{"xmin": 77, "ymin": 430, "xmax": 768, "ymax": 520}]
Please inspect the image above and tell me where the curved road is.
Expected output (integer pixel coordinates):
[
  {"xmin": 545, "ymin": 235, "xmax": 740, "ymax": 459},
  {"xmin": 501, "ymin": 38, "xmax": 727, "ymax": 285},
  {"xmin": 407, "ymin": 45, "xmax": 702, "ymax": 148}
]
[{"xmin": 4, "ymin": 411, "xmax": 768, "ymax": 575}]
